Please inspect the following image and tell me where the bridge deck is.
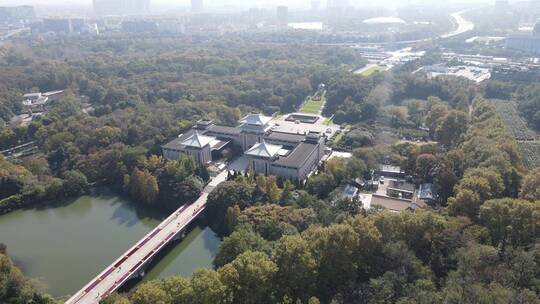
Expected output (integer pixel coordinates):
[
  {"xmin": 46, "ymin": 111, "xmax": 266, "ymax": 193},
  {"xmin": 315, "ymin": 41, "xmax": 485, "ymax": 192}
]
[{"xmin": 65, "ymin": 170, "xmax": 228, "ymax": 304}]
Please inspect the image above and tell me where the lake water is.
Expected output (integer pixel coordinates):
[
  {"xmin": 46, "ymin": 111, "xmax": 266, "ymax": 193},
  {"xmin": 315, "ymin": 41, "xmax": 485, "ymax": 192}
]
[{"xmin": 0, "ymin": 189, "xmax": 221, "ymax": 299}]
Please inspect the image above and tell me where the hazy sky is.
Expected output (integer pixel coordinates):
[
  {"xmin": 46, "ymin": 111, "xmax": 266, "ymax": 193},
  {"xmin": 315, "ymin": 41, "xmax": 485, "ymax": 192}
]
[{"xmin": 0, "ymin": 0, "xmax": 493, "ymax": 7}]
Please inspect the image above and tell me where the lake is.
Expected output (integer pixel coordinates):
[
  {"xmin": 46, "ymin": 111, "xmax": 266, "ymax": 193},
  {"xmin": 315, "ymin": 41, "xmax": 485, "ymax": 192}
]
[{"xmin": 0, "ymin": 189, "xmax": 221, "ymax": 299}]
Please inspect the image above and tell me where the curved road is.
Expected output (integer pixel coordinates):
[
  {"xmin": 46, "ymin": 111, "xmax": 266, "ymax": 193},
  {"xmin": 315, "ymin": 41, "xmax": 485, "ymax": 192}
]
[
  {"xmin": 312, "ymin": 9, "xmax": 476, "ymax": 47},
  {"xmin": 441, "ymin": 10, "xmax": 475, "ymax": 39}
]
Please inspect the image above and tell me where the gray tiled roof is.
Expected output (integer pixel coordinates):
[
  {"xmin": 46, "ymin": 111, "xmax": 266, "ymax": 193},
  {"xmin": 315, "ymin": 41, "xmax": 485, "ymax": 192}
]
[
  {"xmin": 275, "ymin": 142, "xmax": 318, "ymax": 167},
  {"xmin": 246, "ymin": 141, "xmax": 282, "ymax": 158},
  {"xmin": 162, "ymin": 130, "xmax": 196, "ymax": 150},
  {"xmin": 206, "ymin": 125, "xmax": 241, "ymax": 136},
  {"xmin": 265, "ymin": 131, "xmax": 305, "ymax": 143},
  {"xmin": 240, "ymin": 113, "xmax": 272, "ymax": 126},
  {"xmin": 182, "ymin": 131, "xmax": 215, "ymax": 148}
]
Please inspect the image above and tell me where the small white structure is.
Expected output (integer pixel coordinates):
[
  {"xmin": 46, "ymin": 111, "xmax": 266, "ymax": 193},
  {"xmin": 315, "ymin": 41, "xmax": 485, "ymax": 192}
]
[
  {"xmin": 22, "ymin": 90, "xmax": 64, "ymax": 107},
  {"xmin": 22, "ymin": 93, "xmax": 48, "ymax": 106},
  {"xmin": 363, "ymin": 17, "xmax": 406, "ymax": 25}
]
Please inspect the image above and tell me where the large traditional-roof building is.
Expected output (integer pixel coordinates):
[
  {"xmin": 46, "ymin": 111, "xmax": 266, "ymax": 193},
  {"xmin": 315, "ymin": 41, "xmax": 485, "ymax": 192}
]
[{"xmin": 162, "ymin": 114, "xmax": 326, "ymax": 181}]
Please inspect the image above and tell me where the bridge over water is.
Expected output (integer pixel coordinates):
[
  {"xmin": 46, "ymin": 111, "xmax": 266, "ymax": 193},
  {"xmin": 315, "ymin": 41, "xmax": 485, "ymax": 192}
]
[{"xmin": 65, "ymin": 170, "xmax": 228, "ymax": 304}]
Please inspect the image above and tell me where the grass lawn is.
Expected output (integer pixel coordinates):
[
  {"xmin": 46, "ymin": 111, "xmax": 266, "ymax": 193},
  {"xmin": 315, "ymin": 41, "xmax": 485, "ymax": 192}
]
[
  {"xmin": 332, "ymin": 131, "xmax": 345, "ymax": 144},
  {"xmin": 323, "ymin": 118, "xmax": 333, "ymax": 125},
  {"xmin": 359, "ymin": 66, "xmax": 385, "ymax": 77},
  {"xmin": 300, "ymin": 96, "xmax": 325, "ymax": 114}
]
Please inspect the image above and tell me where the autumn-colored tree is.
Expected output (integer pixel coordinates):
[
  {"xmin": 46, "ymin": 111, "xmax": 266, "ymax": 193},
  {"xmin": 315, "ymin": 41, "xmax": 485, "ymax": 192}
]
[
  {"xmin": 255, "ymin": 175, "xmax": 281, "ymax": 204},
  {"xmin": 143, "ymin": 171, "xmax": 159, "ymax": 204},
  {"xmin": 128, "ymin": 168, "xmax": 159, "ymax": 204},
  {"xmin": 94, "ymin": 126, "xmax": 122, "ymax": 147},
  {"xmin": 129, "ymin": 168, "xmax": 145, "ymax": 200},
  {"xmin": 520, "ymin": 168, "xmax": 540, "ymax": 201},
  {"xmin": 226, "ymin": 205, "xmax": 241, "ymax": 234}
]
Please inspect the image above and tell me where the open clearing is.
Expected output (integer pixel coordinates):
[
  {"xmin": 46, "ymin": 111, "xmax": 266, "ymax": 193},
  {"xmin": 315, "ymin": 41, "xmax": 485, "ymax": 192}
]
[{"xmin": 300, "ymin": 96, "xmax": 325, "ymax": 114}]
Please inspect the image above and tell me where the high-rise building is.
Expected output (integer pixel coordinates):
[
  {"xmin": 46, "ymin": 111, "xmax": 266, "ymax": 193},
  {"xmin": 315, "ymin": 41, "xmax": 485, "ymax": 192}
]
[
  {"xmin": 93, "ymin": 0, "xmax": 150, "ymax": 16},
  {"xmin": 191, "ymin": 0, "xmax": 203, "ymax": 12},
  {"xmin": 0, "ymin": 6, "xmax": 35, "ymax": 22},
  {"xmin": 495, "ymin": 0, "xmax": 510, "ymax": 11},
  {"xmin": 327, "ymin": 0, "xmax": 350, "ymax": 9},
  {"xmin": 42, "ymin": 18, "xmax": 73, "ymax": 35},
  {"xmin": 277, "ymin": 5, "xmax": 288, "ymax": 25},
  {"xmin": 311, "ymin": 1, "xmax": 321, "ymax": 10}
]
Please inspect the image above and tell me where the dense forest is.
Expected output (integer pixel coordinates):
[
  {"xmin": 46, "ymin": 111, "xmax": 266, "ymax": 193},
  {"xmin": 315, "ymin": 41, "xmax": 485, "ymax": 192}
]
[
  {"xmin": 0, "ymin": 35, "xmax": 539, "ymax": 304},
  {"xmin": 101, "ymin": 98, "xmax": 540, "ymax": 304}
]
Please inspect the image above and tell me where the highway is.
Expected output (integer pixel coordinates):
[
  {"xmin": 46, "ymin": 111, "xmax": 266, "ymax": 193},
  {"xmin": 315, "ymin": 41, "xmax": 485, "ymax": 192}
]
[
  {"xmin": 441, "ymin": 10, "xmax": 475, "ymax": 39},
  {"xmin": 65, "ymin": 170, "xmax": 228, "ymax": 304}
]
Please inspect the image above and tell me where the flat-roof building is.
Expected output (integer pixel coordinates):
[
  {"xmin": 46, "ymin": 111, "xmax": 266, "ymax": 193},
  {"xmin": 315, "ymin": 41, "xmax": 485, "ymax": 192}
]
[
  {"xmin": 371, "ymin": 194, "xmax": 426, "ymax": 212},
  {"xmin": 506, "ymin": 21, "xmax": 540, "ymax": 54}
]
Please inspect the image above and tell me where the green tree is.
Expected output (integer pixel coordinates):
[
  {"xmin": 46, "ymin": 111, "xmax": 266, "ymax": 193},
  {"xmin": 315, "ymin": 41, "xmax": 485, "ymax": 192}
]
[
  {"xmin": 131, "ymin": 282, "xmax": 170, "ymax": 304},
  {"xmin": 207, "ymin": 181, "xmax": 254, "ymax": 232},
  {"xmin": 280, "ymin": 180, "xmax": 296, "ymax": 205},
  {"xmin": 191, "ymin": 269, "xmax": 230, "ymax": 304},
  {"xmin": 274, "ymin": 235, "xmax": 318, "ymax": 302},
  {"xmin": 449, "ymin": 168, "xmax": 504, "ymax": 218},
  {"xmin": 434, "ymin": 111, "xmax": 468, "ymax": 148},
  {"xmin": 479, "ymin": 198, "xmax": 540, "ymax": 248},
  {"xmin": 213, "ymin": 227, "xmax": 270, "ymax": 268},
  {"xmin": 100, "ymin": 294, "xmax": 132, "ymax": 304},
  {"xmin": 304, "ymin": 224, "xmax": 359, "ymax": 301},
  {"xmin": 425, "ymin": 103, "xmax": 449, "ymax": 135},
  {"xmin": 229, "ymin": 251, "xmax": 278, "ymax": 304},
  {"xmin": 305, "ymin": 173, "xmax": 336, "ymax": 199},
  {"xmin": 94, "ymin": 126, "xmax": 122, "ymax": 147},
  {"xmin": 45, "ymin": 178, "xmax": 64, "ymax": 200},
  {"xmin": 158, "ymin": 276, "xmax": 193, "ymax": 304},
  {"xmin": 62, "ymin": 170, "xmax": 88, "ymax": 197},
  {"xmin": 415, "ymin": 154, "xmax": 438, "ymax": 182},
  {"xmin": 0, "ymin": 251, "xmax": 57, "ymax": 304}
]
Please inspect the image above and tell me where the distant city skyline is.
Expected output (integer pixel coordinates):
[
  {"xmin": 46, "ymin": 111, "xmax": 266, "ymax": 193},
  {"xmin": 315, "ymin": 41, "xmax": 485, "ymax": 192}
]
[
  {"xmin": 0, "ymin": 0, "xmax": 496, "ymax": 9},
  {"xmin": 93, "ymin": 0, "xmax": 150, "ymax": 15}
]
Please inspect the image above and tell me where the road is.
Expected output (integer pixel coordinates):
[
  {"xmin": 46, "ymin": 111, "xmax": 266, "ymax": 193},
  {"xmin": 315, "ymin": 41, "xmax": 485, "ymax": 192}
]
[
  {"xmin": 441, "ymin": 10, "xmax": 475, "ymax": 39},
  {"xmin": 313, "ymin": 9, "xmax": 476, "ymax": 48},
  {"xmin": 65, "ymin": 170, "xmax": 228, "ymax": 304}
]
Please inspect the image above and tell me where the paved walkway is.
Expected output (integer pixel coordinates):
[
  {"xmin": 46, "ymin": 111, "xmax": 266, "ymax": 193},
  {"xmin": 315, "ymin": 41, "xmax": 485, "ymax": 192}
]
[{"xmin": 65, "ymin": 171, "xmax": 228, "ymax": 304}]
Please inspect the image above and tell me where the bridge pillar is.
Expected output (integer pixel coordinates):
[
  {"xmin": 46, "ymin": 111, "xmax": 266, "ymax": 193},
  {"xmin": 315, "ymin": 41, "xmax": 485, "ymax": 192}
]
[{"xmin": 172, "ymin": 230, "xmax": 186, "ymax": 241}]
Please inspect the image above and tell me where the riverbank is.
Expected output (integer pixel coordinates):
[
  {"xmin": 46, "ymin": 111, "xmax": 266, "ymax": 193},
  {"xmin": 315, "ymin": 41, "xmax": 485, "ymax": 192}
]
[{"xmin": 0, "ymin": 188, "xmax": 221, "ymax": 299}]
